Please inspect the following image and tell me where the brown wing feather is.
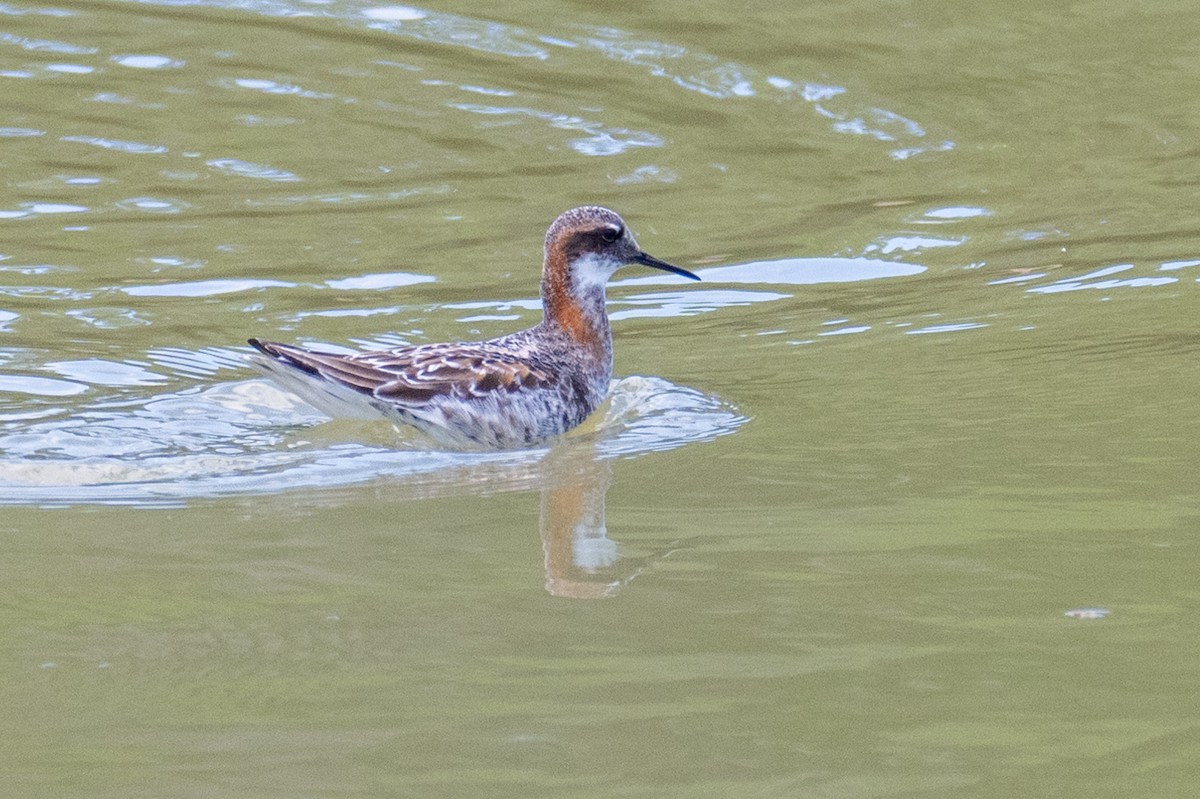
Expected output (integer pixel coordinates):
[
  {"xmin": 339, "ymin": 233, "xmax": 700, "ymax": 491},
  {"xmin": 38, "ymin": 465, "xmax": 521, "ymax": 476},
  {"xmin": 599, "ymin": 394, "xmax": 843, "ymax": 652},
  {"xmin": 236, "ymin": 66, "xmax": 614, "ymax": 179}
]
[
  {"xmin": 362, "ymin": 346, "xmax": 552, "ymax": 404},
  {"xmin": 249, "ymin": 338, "xmax": 554, "ymax": 407}
]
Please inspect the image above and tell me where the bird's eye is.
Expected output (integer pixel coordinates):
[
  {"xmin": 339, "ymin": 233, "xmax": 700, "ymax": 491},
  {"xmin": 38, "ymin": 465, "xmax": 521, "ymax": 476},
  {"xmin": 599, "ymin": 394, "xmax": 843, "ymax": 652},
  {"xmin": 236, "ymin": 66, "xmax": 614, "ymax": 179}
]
[{"xmin": 599, "ymin": 225, "xmax": 621, "ymax": 243}]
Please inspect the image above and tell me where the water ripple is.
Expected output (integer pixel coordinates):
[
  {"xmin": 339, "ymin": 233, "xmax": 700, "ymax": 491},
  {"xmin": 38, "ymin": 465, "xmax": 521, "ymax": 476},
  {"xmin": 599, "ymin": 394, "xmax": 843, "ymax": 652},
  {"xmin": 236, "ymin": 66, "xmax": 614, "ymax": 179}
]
[
  {"xmin": 864, "ymin": 235, "xmax": 965, "ymax": 256},
  {"xmin": 242, "ymin": 185, "xmax": 450, "ymax": 208},
  {"xmin": 361, "ymin": 5, "xmax": 548, "ymax": 59},
  {"xmin": 206, "ymin": 158, "xmax": 301, "ymax": 182},
  {"xmin": 686, "ymin": 258, "xmax": 926, "ymax": 286},
  {"xmin": 44, "ymin": 359, "xmax": 169, "ymax": 387},
  {"xmin": 144, "ymin": 346, "xmax": 265, "ymax": 377},
  {"xmin": 610, "ymin": 290, "xmax": 790, "ymax": 321},
  {"xmin": 60, "ymin": 135, "xmax": 168, "ymax": 154},
  {"xmin": 577, "ymin": 26, "xmax": 949, "ymax": 158},
  {"xmin": 112, "ymin": 53, "xmax": 183, "ymax": 69},
  {"xmin": 114, "ymin": 0, "xmax": 947, "ymax": 160},
  {"xmin": 1025, "ymin": 264, "xmax": 1179, "ymax": 295},
  {"xmin": 0, "ymin": 376, "xmax": 744, "ymax": 507},
  {"xmin": 121, "ymin": 278, "xmax": 296, "ymax": 298},
  {"xmin": 115, "ymin": 196, "xmax": 192, "ymax": 214},
  {"xmin": 0, "ymin": 30, "xmax": 95, "ymax": 55},
  {"xmin": 325, "ymin": 272, "xmax": 435, "ymax": 291},
  {"xmin": 0, "ymin": 3, "xmax": 71, "ymax": 15},
  {"xmin": 66, "ymin": 307, "xmax": 152, "ymax": 329},
  {"xmin": 221, "ymin": 77, "xmax": 334, "ymax": 100},
  {"xmin": 581, "ymin": 30, "xmax": 756, "ymax": 100},
  {"xmin": 905, "ymin": 322, "xmax": 990, "ymax": 336},
  {"xmin": 0, "ymin": 373, "xmax": 88, "ymax": 397},
  {"xmin": 26, "ymin": 202, "xmax": 88, "ymax": 214},
  {"xmin": 448, "ymin": 102, "xmax": 663, "ymax": 156}
]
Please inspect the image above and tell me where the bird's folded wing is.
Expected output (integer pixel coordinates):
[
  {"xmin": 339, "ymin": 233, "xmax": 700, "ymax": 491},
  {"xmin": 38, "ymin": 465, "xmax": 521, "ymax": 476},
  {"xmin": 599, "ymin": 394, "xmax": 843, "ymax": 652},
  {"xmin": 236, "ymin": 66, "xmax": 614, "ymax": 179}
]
[{"xmin": 256, "ymin": 340, "xmax": 554, "ymax": 406}]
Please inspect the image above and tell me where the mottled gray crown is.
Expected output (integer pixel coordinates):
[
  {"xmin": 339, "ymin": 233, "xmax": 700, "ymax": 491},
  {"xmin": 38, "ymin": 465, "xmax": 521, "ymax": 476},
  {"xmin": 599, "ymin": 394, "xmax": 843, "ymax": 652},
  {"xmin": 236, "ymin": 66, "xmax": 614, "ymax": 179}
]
[{"xmin": 544, "ymin": 206, "xmax": 625, "ymax": 250}]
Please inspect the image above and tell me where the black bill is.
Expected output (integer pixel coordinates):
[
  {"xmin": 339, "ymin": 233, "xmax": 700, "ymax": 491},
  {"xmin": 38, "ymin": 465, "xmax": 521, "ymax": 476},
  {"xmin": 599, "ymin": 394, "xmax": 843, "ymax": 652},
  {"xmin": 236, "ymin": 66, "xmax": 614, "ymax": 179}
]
[{"xmin": 631, "ymin": 251, "xmax": 701, "ymax": 281}]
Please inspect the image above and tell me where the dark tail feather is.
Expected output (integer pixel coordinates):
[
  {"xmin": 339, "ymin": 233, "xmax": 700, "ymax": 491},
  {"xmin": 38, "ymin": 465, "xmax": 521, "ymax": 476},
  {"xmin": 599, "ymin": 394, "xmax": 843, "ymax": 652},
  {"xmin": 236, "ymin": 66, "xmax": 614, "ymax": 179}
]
[
  {"xmin": 247, "ymin": 337, "xmax": 273, "ymax": 356},
  {"xmin": 246, "ymin": 338, "xmax": 325, "ymax": 378}
]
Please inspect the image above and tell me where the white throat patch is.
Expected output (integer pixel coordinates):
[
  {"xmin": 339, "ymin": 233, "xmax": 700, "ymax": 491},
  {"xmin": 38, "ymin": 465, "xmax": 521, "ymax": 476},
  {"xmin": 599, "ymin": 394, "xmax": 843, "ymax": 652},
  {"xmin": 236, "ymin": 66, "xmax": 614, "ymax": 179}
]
[{"xmin": 571, "ymin": 252, "xmax": 623, "ymax": 291}]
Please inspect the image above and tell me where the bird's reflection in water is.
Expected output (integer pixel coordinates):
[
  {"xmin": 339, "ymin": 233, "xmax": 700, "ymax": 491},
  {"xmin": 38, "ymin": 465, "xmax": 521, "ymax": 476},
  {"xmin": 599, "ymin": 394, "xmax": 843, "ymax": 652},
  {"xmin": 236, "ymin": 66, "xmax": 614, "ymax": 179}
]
[
  {"xmin": 537, "ymin": 440, "xmax": 651, "ymax": 599},
  {"xmin": 225, "ymin": 373, "xmax": 734, "ymax": 596},
  {"xmin": 269, "ymin": 416, "xmax": 673, "ymax": 598}
]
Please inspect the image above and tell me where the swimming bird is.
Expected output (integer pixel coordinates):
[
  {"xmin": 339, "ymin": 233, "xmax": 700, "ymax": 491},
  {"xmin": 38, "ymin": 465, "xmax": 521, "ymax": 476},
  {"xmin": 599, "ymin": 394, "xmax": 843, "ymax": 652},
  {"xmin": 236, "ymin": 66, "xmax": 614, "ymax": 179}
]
[{"xmin": 248, "ymin": 206, "xmax": 699, "ymax": 449}]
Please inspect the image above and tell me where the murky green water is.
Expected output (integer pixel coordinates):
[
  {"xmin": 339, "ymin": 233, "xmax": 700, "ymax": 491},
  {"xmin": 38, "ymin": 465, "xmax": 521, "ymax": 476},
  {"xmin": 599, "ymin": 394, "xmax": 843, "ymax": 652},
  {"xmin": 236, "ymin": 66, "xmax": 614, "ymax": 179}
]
[{"xmin": 3, "ymin": 1, "xmax": 1199, "ymax": 796}]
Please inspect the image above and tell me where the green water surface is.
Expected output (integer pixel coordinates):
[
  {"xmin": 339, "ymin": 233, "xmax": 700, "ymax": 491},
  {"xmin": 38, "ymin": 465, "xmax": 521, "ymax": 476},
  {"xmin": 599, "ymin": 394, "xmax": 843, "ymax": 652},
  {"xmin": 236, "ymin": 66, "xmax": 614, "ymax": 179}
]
[{"xmin": 2, "ymin": 1, "xmax": 1198, "ymax": 796}]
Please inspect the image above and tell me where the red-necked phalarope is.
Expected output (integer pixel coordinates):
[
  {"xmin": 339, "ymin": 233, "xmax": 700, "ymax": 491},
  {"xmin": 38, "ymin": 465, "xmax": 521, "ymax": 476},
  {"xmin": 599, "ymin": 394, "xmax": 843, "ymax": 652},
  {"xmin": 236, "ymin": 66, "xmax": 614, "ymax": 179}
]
[{"xmin": 248, "ymin": 206, "xmax": 699, "ymax": 449}]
